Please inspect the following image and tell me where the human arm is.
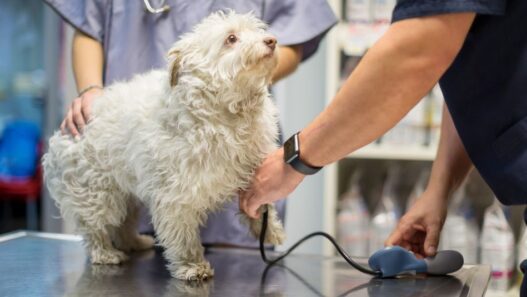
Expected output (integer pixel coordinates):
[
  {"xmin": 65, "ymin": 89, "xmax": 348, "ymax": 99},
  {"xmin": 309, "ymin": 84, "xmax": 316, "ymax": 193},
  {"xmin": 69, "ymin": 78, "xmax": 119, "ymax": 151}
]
[
  {"xmin": 240, "ymin": 12, "xmax": 476, "ymax": 219},
  {"xmin": 385, "ymin": 105, "xmax": 473, "ymax": 257},
  {"xmin": 60, "ymin": 30, "xmax": 104, "ymax": 137},
  {"xmin": 271, "ymin": 45, "xmax": 303, "ymax": 83}
]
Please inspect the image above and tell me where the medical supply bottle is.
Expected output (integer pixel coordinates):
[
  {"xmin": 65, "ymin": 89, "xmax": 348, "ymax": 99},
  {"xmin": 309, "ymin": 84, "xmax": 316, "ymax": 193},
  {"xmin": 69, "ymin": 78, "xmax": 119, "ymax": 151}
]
[
  {"xmin": 372, "ymin": 0, "xmax": 396, "ymax": 23},
  {"xmin": 369, "ymin": 167, "xmax": 401, "ymax": 255},
  {"xmin": 345, "ymin": 0, "xmax": 372, "ymax": 23},
  {"xmin": 337, "ymin": 171, "xmax": 370, "ymax": 257},
  {"xmin": 480, "ymin": 201, "xmax": 515, "ymax": 292},
  {"xmin": 405, "ymin": 169, "xmax": 428, "ymax": 211},
  {"xmin": 440, "ymin": 183, "xmax": 479, "ymax": 264},
  {"xmin": 517, "ymin": 224, "xmax": 527, "ymax": 289}
]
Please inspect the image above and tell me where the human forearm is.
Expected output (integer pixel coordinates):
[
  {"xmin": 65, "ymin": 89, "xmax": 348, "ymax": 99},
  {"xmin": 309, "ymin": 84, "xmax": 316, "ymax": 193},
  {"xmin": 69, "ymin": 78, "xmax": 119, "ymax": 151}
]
[
  {"xmin": 72, "ymin": 30, "xmax": 104, "ymax": 92},
  {"xmin": 271, "ymin": 45, "xmax": 302, "ymax": 83},
  {"xmin": 426, "ymin": 106, "xmax": 473, "ymax": 199},
  {"xmin": 62, "ymin": 30, "xmax": 104, "ymax": 137},
  {"xmin": 298, "ymin": 13, "xmax": 476, "ymax": 167},
  {"xmin": 386, "ymin": 107, "xmax": 472, "ymax": 256}
]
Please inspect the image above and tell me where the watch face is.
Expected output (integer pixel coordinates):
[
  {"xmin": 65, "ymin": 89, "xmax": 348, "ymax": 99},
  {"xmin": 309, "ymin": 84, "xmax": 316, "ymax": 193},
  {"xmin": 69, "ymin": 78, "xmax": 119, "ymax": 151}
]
[{"xmin": 284, "ymin": 134, "xmax": 299, "ymax": 164}]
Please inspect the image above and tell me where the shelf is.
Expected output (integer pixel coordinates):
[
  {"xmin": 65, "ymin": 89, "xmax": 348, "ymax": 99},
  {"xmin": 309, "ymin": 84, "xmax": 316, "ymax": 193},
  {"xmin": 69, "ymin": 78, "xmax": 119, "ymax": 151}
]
[
  {"xmin": 347, "ymin": 144, "xmax": 437, "ymax": 161},
  {"xmin": 337, "ymin": 22, "xmax": 389, "ymax": 56}
]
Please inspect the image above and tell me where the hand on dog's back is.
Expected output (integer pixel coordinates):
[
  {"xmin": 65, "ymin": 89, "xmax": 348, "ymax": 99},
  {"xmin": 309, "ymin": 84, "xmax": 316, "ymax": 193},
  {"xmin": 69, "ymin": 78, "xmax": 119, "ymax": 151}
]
[{"xmin": 60, "ymin": 88, "xmax": 103, "ymax": 139}]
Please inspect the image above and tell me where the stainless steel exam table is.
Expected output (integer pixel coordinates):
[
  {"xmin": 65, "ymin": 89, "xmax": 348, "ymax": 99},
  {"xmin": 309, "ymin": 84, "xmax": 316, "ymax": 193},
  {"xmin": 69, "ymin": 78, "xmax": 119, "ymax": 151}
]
[{"xmin": 0, "ymin": 231, "xmax": 490, "ymax": 297}]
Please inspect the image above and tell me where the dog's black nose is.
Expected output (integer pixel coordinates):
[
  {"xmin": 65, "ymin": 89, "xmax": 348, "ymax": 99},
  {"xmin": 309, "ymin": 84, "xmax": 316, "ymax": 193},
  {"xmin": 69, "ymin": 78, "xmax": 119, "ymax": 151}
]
[{"xmin": 264, "ymin": 37, "xmax": 277, "ymax": 51}]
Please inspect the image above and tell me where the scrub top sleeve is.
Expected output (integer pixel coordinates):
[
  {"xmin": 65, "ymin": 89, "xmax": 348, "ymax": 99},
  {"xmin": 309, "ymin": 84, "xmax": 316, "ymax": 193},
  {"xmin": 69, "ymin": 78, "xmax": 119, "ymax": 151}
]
[
  {"xmin": 392, "ymin": 0, "xmax": 506, "ymax": 23},
  {"xmin": 266, "ymin": 0, "xmax": 337, "ymax": 61},
  {"xmin": 44, "ymin": 0, "xmax": 108, "ymax": 42}
]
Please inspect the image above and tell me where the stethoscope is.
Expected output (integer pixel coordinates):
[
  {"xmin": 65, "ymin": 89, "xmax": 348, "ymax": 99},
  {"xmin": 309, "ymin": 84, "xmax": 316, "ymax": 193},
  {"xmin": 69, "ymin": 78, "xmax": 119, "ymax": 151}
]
[
  {"xmin": 143, "ymin": 0, "xmax": 267, "ymax": 19},
  {"xmin": 143, "ymin": 0, "xmax": 170, "ymax": 14}
]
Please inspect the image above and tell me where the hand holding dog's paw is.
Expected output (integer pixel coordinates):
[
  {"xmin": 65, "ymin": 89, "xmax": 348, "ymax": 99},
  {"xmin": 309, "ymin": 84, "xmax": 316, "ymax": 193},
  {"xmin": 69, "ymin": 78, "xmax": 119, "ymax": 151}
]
[{"xmin": 240, "ymin": 148, "xmax": 305, "ymax": 219}]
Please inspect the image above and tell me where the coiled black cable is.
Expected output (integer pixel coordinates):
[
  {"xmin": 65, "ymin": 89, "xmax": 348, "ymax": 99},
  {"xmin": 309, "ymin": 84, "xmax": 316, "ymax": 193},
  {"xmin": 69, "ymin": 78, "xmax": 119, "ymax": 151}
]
[{"xmin": 259, "ymin": 205, "xmax": 381, "ymax": 277}]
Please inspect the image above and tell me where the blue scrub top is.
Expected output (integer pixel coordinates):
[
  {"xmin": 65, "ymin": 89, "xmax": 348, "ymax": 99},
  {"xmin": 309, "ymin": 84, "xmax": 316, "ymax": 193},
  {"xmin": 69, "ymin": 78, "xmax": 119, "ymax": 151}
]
[
  {"xmin": 44, "ymin": 0, "xmax": 337, "ymax": 247},
  {"xmin": 393, "ymin": 1, "xmax": 527, "ymax": 207},
  {"xmin": 45, "ymin": 0, "xmax": 337, "ymax": 84}
]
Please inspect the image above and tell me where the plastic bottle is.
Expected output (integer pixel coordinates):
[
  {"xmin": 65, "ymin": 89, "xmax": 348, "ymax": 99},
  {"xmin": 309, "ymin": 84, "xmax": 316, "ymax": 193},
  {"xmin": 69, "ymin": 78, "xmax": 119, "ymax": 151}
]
[
  {"xmin": 372, "ymin": 0, "xmax": 396, "ymax": 23},
  {"xmin": 346, "ymin": 0, "xmax": 372, "ymax": 23},
  {"xmin": 337, "ymin": 171, "xmax": 370, "ymax": 257},
  {"xmin": 440, "ymin": 183, "xmax": 479, "ymax": 264},
  {"xmin": 369, "ymin": 167, "xmax": 401, "ymax": 255},
  {"xmin": 518, "ymin": 224, "xmax": 527, "ymax": 270},
  {"xmin": 405, "ymin": 169, "xmax": 428, "ymax": 212},
  {"xmin": 480, "ymin": 201, "xmax": 515, "ymax": 292}
]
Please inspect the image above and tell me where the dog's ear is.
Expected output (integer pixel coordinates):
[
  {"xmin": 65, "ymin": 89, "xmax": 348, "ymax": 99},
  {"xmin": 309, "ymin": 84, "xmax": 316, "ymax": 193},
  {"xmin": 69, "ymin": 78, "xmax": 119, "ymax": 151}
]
[{"xmin": 167, "ymin": 48, "xmax": 181, "ymax": 87}]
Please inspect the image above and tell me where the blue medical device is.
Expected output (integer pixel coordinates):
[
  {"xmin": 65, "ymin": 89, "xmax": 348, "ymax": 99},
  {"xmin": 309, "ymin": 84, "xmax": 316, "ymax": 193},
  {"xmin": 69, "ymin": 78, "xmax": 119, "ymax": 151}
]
[
  {"xmin": 259, "ymin": 206, "xmax": 464, "ymax": 278},
  {"xmin": 368, "ymin": 246, "xmax": 464, "ymax": 278}
]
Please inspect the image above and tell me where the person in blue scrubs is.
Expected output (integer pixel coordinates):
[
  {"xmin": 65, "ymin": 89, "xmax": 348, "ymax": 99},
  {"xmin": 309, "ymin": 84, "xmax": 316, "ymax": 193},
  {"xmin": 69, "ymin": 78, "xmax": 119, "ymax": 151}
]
[
  {"xmin": 44, "ymin": 0, "xmax": 337, "ymax": 247},
  {"xmin": 240, "ymin": 0, "xmax": 527, "ymax": 293}
]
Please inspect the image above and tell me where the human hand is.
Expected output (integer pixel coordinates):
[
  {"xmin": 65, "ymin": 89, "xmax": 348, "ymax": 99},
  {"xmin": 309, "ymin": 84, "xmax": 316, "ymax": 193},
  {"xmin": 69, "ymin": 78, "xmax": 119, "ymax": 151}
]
[
  {"xmin": 239, "ymin": 148, "xmax": 305, "ymax": 219},
  {"xmin": 60, "ymin": 87, "xmax": 103, "ymax": 138},
  {"xmin": 385, "ymin": 189, "xmax": 448, "ymax": 258}
]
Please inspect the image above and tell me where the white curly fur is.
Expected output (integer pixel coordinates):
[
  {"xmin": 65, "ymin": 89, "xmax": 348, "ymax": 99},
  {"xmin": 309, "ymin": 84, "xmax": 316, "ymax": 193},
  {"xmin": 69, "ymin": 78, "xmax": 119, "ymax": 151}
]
[{"xmin": 43, "ymin": 11, "xmax": 285, "ymax": 281}]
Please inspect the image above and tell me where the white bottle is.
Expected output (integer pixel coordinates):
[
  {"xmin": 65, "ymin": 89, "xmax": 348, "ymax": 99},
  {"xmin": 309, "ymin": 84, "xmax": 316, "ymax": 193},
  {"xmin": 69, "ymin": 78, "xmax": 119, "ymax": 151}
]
[
  {"xmin": 337, "ymin": 171, "xmax": 370, "ymax": 257},
  {"xmin": 480, "ymin": 201, "xmax": 515, "ymax": 292},
  {"xmin": 405, "ymin": 169, "xmax": 428, "ymax": 211},
  {"xmin": 369, "ymin": 167, "xmax": 401, "ymax": 255},
  {"xmin": 372, "ymin": 0, "xmax": 396, "ymax": 23},
  {"xmin": 518, "ymin": 225, "xmax": 527, "ymax": 272},
  {"xmin": 440, "ymin": 183, "xmax": 479, "ymax": 264},
  {"xmin": 346, "ymin": 0, "xmax": 372, "ymax": 23}
]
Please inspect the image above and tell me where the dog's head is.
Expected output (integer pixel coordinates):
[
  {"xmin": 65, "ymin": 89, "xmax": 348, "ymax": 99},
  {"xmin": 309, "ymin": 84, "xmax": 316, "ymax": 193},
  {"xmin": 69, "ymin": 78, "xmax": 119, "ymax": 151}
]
[{"xmin": 167, "ymin": 11, "xmax": 278, "ymax": 88}]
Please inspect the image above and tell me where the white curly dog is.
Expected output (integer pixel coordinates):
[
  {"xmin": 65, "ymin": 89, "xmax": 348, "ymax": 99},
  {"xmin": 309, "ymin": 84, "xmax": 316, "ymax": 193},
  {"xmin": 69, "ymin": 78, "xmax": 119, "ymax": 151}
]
[{"xmin": 43, "ymin": 11, "xmax": 286, "ymax": 281}]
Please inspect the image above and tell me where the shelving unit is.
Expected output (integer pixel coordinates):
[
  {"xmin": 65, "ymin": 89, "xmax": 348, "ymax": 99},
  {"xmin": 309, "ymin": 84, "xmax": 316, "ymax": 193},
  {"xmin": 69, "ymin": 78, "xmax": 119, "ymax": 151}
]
[
  {"xmin": 322, "ymin": 0, "xmax": 439, "ymax": 256},
  {"xmin": 347, "ymin": 144, "xmax": 437, "ymax": 161},
  {"xmin": 322, "ymin": 2, "xmax": 524, "ymax": 295}
]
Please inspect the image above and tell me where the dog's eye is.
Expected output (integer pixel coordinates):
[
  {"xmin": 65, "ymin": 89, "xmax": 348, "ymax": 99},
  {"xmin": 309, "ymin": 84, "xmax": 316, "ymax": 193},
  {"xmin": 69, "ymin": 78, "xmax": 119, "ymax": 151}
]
[{"xmin": 226, "ymin": 34, "xmax": 238, "ymax": 44}]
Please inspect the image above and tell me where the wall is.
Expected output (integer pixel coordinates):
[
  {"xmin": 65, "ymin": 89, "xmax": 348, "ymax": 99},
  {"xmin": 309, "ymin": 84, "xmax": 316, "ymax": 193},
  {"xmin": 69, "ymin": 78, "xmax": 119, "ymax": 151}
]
[{"xmin": 274, "ymin": 41, "xmax": 328, "ymax": 255}]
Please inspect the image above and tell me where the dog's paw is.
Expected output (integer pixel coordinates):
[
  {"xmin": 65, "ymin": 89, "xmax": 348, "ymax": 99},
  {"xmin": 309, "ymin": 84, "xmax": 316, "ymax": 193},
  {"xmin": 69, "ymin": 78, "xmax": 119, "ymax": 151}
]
[
  {"xmin": 165, "ymin": 279, "xmax": 213, "ymax": 297},
  {"xmin": 91, "ymin": 248, "xmax": 129, "ymax": 265},
  {"xmin": 133, "ymin": 234, "xmax": 156, "ymax": 250},
  {"xmin": 114, "ymin": 234, "xmax": 155, "ymax": 252},
  {"xmin": 171, "ymin": 261, "xmax": 214, "ymax": 281},
  {"xmin": 90, "ymin": 264, "xmax": 126, "ymax": 277},
  {"xmin": 249, "ymin": 217, "xmax": 286, "ymax": 245},
  {"xmin": 264, "ymin": 224, "xmax": 286, "ymax": 245}
]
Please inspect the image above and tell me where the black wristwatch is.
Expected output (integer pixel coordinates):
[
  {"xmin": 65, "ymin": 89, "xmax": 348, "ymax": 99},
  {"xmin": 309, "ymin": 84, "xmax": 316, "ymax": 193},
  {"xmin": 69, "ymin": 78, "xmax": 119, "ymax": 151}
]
[{"xmin": 283, "ymin": 132, "xmax": 322, "ymax": 175}]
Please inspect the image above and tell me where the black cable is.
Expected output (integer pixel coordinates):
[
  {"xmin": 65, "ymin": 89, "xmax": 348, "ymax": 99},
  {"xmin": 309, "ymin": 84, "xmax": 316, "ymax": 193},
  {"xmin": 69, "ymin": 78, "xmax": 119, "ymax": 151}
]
[{"xmin": 259, "ymin": 205, "xmax": 381, "ymax": 277}]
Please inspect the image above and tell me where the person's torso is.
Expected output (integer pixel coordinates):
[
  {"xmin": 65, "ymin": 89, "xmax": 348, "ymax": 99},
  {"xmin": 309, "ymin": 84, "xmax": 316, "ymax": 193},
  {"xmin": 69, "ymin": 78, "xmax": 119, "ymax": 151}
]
[
  {"xmin": 439, "ymin": 0, "xmax": 527, "ymax": 205},
  {"xmin": 101, "ymin": 0, "xmax": 268, "ymax": 84}
]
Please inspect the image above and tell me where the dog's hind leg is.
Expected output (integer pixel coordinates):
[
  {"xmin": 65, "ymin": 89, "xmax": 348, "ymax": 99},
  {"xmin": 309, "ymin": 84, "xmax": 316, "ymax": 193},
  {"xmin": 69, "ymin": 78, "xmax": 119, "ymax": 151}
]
[
  {"xmin": 80, "ymin": 223, "xmax": 129, "ymax": 265},
  {"xmin": 113, "ymin": 199, "xmax": 155, "ymax": 252},
  {"xmin": 151, "ymin": 201, "xmax": 213, "ymax": 281},
  {"xmin": 73, "ymin": 177, "xmax": 130, "ymax": 265}
]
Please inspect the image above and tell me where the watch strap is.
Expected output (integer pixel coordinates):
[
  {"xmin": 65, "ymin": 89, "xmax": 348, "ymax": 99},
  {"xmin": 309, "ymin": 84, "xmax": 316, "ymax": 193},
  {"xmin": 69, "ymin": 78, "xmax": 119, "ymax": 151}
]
[
  {"xmin": 284, "ymin": 132, "xmax": 322, "ymax": 175},
  {"xmin": 289, "ymin": 155, "xmax": 322, "ymax": 175}
]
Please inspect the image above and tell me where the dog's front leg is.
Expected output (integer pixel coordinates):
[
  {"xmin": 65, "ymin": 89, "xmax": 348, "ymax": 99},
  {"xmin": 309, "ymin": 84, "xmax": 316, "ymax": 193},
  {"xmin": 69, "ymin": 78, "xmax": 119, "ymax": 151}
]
[
  {"xmin": 246, "ymin": 204, "xmax": 286, "ymax": 245},
  {"xmin": 152, "ymin": 202, "xmax": 213, "ymax": 281}
]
